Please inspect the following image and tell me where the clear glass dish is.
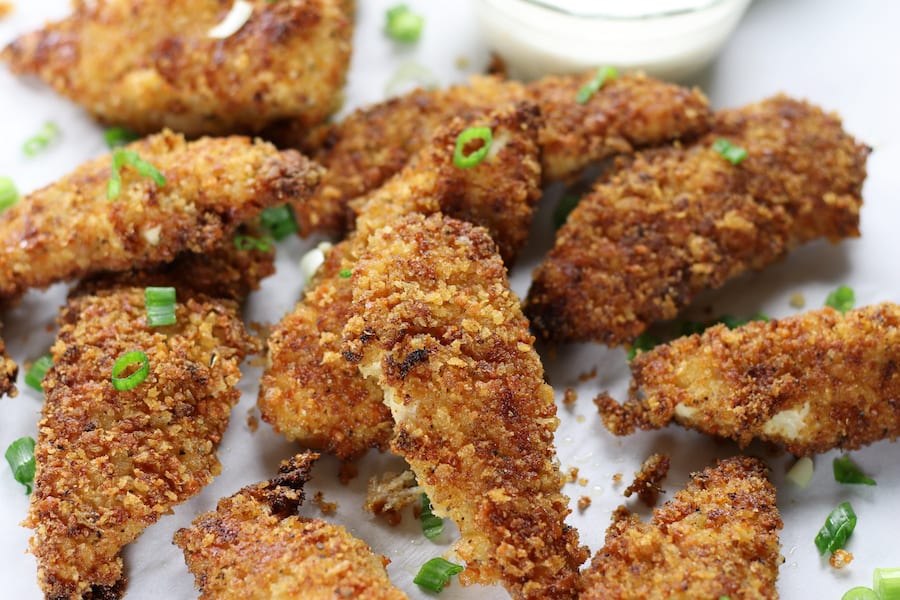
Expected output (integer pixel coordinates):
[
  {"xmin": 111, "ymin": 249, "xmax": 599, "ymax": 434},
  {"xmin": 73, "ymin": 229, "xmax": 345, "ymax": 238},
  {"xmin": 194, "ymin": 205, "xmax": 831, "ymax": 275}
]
[{"xmin": 473, "ymin": 0, "xmax": 752, "ymax": 81}]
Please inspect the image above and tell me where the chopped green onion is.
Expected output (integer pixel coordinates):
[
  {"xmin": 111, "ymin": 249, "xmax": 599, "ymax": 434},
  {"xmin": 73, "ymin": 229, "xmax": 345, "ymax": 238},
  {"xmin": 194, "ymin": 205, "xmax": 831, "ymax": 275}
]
[
  {"xmin": 825, "ymin": 285, "xmax": 855, "ymax": 313},
  {"xmin": 299, "ymin": 241, "xmax": 333, "ymax": 283},
  {"xmin": 718, "ymin": 312, "xmax": 770, "ymax": 329},
  {"xmin": 0, "ymin": 177, "xmax": 19, "ymax": 211},
  {"xmin": 259, "ymin": 205, "xmax": 298, "ymax": 241},
  {"xmin": 453, "ymin": 127, "xmax": 492, "ymax": 169},
  {"xmin": 842, "ymin": 587, "xmax": 878, "ymax": 600},
  {"xmin": 107, "ymin": 148, "xmax": 166, "ymax": 200},
  {"xmin": 208, "ymin": 0, "xmax": 253, "ymax": 39},
  {"xmin": 576, "ymin": 66, "xmax": 617, "ymax": 104},
  {"xmin": 420, "ymin": 493, "xmax": 444, "ymax": 540},
  {"xmin": 786, "ymin": 457, "xmax": 814, "ymax": 489},
  {"xmin": 233, "ymin": 234, "xmax": 272, "ymax": 252},
  {"xmin": 627, "ymin": 332, "xmax": 660, "ymax": 361},
  {"xmin": 111, "ymin": 351, "xmax": 150, "ymax": 391},
  {"xmin": 104, "ymin": 127, "xmax": 139, "ymax": 148},
  {"xmin": 385, "ymin": 4, "xmax": 424, "ymax": 43},
  {"xmin": 719, "ymin": 597, "xmax": 733, "ymax": 600},
  {"xmin": 414, "ymin": 557, "xmax": 464, "ymax": 593},
  {"xmin": 815, "ymin": 501, "xmax": 857, "ymax": 555},
  {"xmin": 875, "ymin": 568, "xmax": 900, "ymax": 600},
  {"xmin": 338, "ymin": 268, "xmax": 352, "ymax": 279},
  {"xmin": 553, "ymin": 194, "xmax": 580, "ymax": 230},
  {"xmin": 5, "ymin": 437, "xmax": 36, "ymax": 494},
  {"xmin": 385, "ymin": 61, "xmax": 440, "ymax": 97},
  {"xmin": 833, "ymin": 455, "xmax": 876, "ymax": 486},
  {"xmin": 25, "ymin": 354, "xmax": 53, "ymax": 392},
  {"xmin": 145, "ymin": 286, "xmax": 177, "ymax": 327},
  {"xmin": 23, "ymin": 121, "xmax": 60, "ymax": 157},
  {"xmin": 712, "ymin": 138, "xmax": 748, "ymax": 165}
]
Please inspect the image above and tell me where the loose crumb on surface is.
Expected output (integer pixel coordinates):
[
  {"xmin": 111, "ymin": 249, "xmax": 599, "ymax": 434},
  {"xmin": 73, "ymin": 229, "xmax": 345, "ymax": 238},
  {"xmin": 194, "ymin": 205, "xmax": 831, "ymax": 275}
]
[
  {"xmin": 623, "ymin": 453, "xmax": 670, "ymax": 508},
  {"xmin": 790, "ymin": 292, "xmax": 806, "ymax": 308},
  {"xmin": 563, "ymin": 467, "xmax": 579, "ymax": 484},
  {"xmin": 363, "ymin": 470, "xmax": 421, "ymax": 526},
  {"xmin": 312, "ymin": 491, "xmax": 338, "ymax": 516},
  {"xmin": 578, "ymin": 367, "xmax": 598, "ymax": 382},
  {"xmin": 577, "ymin": 477, "xmax": 589, "ymax": 487},
  {"xmin": 578, "ymin": 496, "xmax": 592, "ymax": 511},
  {"xmin": 246, "ymin": 407, "xmax": 259, "ymax": 432},
  {"xmin": 612, "ymin": 473, "xmax": 623, "ymax": 484},
  {"xmin": 338, "ymin": 461, "xmax": 358, "ymax": 485},
  {"xmin": 563, "ymin": 387, "xmax": 578, "ymax": 406},
  {"xmin": 576, "ymin": 415, "xmax": 586, "ymax": 423},
  {"xmin": 830, "ymin": 549, "xmax": 854, "ymax": 569}
]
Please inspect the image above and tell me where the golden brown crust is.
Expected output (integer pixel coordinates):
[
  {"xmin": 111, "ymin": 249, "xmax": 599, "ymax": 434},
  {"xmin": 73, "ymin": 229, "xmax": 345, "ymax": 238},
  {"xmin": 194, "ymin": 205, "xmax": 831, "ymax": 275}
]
[
  {"xmin": 174, "ymin": 452, "xmax": 407, "ymax": 600},
  {"xmin": 26, "ymin": 285, "xmax": 254, "ymax": 599},
  {"xmin": 258, "ymin": 103, "xmax": 543, "ymax": 459},
  {"xmin": 0, "ymin": 130, "xmax": 320, "ymax": 302},
  {"xmin": 526, "ymin": 95, "xmax": 870, "ymax": 345},
  {"xmin": 1, "ymin": 0, "xmax": 353, "ymax": 137},
  {"xmin": 288, "ymin": 71, "xmax": 710, "ymax": 236},
  {"xmin": 342, "ymin": 213, "xmax": 588, "ymax": 599},
  {"xmin": 581, "ymin": 456, "xmax": 782, "ymax": 600},
  {"xmin": 597, "ymin": 303, "xmax": 900, "ymax": 457},
  {"xmin": 0, "ymin": 326, "xmax": 17, "ymax": 399},
  {"xmin": 622, "ymin": 453, "xmax": 669, "ymax": 508}
]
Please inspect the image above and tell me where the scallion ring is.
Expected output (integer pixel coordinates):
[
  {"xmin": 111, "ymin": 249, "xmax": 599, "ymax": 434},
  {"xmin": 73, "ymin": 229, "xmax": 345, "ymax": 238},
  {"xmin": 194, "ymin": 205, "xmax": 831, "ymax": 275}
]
[
  {"xmin": 712, "ymin": 138, "xmax": 749, "ymax": 165},
  {"xmin": 111, "ymin": 351, "xmax": 150, "ymax": 391},
  {"xmin": 875, "ymin": 568, "xmax": 900, "ymax": 600},
  {"xmin": 107, "ymin": 149, "xmax": 166, "ymax": 200},
  {"xmin": 825, "ymin": 285, "xmax": 855, "ymax": 313},
  {"xmin": 420, "ymin": 493, "xmax": 444, "ymax": 540},
  {"xmin": 233, "ymin": 234, "xmax": 273, "ymax": 252},
  {"xmin": 145, "ymin": 286, "xmax": 177, "ymax": 327},
  {"xmin": 23, "ymin": 121, "xmax": 60, "ymax": 157},
  {"xmin": 842, "ymin": 587, "xmax": 878, "ymax": 600},
  {"xmin": 260, "ymin": 205, "xmax": 298, "ymax": 241},
  {"xmin": 339, "ymin": 268, "xmax": 352, "ymax": 279},
  {"xmin": 576, "ymin": 66, "xmax": 617, "ymax": 104},
  {"xmin": 25, "ymin": 354, "xmax": 53, "ymax": 392},
  {"xmin": 414, "ymin": 557, "xmax": 464, "ymax": 593},
  {"xmin": 5, "ymin": 437, "xmax": 36, "ymax": 494},
  {"xmin": 814, "ymin": 501, "xmax": 857, "ymax": 555},
  {"xmin": 104, "ymin": 127, "xmax": 139, "ymax": 149},
  {"xmin": 0, "ymin": 177, "xmax": 20, "ymax": 212},
  {"xmin": 453, "ymin": 127, "xmax": 492, "ymax": 169}
]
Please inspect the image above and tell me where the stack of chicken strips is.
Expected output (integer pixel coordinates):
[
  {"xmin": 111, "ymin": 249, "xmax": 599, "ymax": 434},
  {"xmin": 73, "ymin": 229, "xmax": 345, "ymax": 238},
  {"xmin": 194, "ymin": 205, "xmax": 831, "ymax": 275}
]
[{"xmin": 0, "ymin": 2, "xmax": 879, "ymax": 599}]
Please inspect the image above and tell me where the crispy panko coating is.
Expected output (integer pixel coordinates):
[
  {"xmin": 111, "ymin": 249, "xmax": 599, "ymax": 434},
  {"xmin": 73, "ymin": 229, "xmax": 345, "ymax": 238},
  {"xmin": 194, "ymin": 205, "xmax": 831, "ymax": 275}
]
[
  {"xmin": 79, "ymin": 224, "xmax": 276, "ymax": 302},
  {"xmin": 174, "ymin": 452, "xmax": 407, "ymax": 600},
  {"xmin": 27, "ymin": 286, "xmax": 255, "ymax": 599},
  {"xmin": 526, "ymin": 95, "xmax": 870, "ymax": 345},
  {"xmin": 580, "ymin": 456, "xmax": 782, "ymax": 600},
  {"xmin": 258, "ymin": 103, "xmax": 542, "ymax": 459},
  {"xmin": 0, "ymin": 326, "xmax": 17, "ymax": 398},
  {"xmin": 1, "ymin": 0, "xmax": 353, "ymax": 137},
  {"xmin": 0, "ymin": 130, "xmax": 320, "ymax": 302},
  {"xmin": 597, "ymin": 303, "xmax": 900, "ymax": 457},
  {"xmin": 286, "ymin": 71, "xmax": 710, "ymax": 235},
  {"xmin": 623, "ymin": 453, "xmax": 669, "ymax": 508},
  {"xmin": 342, "ymin": 213, "xmax": 588, "ymax": 599}
]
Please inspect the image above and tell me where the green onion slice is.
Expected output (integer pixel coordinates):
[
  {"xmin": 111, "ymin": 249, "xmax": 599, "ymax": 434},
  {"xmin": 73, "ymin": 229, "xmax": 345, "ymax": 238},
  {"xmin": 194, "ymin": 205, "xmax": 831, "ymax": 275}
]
[
  {"xmin": 0, "ymin": 176, "xmax": 20, "ymax": 211},
  {"xmin": 576, "ymin": 66, "xmax": 618, "ymax": 104},
  {"xmin": 833, "ymin": 455, "xmax": 876, "ymax": 486},
  {"xmin": 25, "ymin": 354, "xmax": 53, "ymax": 392},
  {"xmin": 420, "ymin": 493, "xmax": 444, "ymax": 540},
  {"xmin": 233, "ymin": 234, "xmax": 273, "ymax": 252},
  {"xmin": 712, "ymin": 138, "xmax": 749, "ymax": 165},
  {"xmin": 842, "ymin": 587, "xmax": 879, "ymax": 600},
  {"xmin": 111, "ymin": 351, "xmax": 150, "ymax": 391},
  {"xmin": 260, "ymin": 205, "xmax": 298, "ymax": 241},
  {"xmin": 5, "ymin": 436, "xmax": 36, "ymax": 494},
  {"xmin": 385, "ymin": 61, "xmax": 440, "ymax": 97},
  {"xmin": 338, "ymin": 268, "xmax": 352, "ymax": 279},
  {"xmin": 825, "ymin": 285, "xmax": 855, "ymax": 313},
  {"xmin": 208, "ymin": 0, "xmax": 253, "ymax": 39},
  {"xmin": 553, "ymin": 194, "xmax": 580, "ymax": 230},
  {"xmin": 453, "ymin": 127, "xmax": 492, "ymax": 169},
  {"xmin": 385, "ymin": 4, "xmax": 424, "ymax": 43},
  {"xmin": 104, "ymin": 127, "xmax": 139, "ymax": 148},
  {"xmin": 875, "ymin": 568, "xmax": 900, "ymax": 600},
  {"xmin": 145, "ymin": 286, "xmax": 177, "ymax": 327},
  {"xmin": 107, "ymin": 148, "xmax": 166, "ymax": 200},
  {"xmin": 814, "ymin": 501, "xmax": 857, "ymax": 555},
  {"xmin": 414, "ymin": 557, "xmax": 464, "ymax": 593},
  {"xmin": 23, "ymin": 121, "xmax": 60, "ymax": 157},
  {"xmin": 627, "ymin": 332, "xmax": 660, "ymax": 361}
]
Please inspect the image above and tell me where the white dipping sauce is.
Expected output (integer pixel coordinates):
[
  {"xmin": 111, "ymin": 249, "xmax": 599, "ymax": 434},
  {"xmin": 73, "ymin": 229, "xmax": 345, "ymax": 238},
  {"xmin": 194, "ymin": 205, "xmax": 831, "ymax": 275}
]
[{"xmin": 473, "ymin": 0, "xmax": 752, "ymax": 81}]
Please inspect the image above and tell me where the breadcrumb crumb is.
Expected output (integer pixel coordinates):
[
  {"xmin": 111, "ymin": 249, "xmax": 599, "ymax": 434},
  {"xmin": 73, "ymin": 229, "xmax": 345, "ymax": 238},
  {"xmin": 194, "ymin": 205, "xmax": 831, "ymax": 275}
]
[
  {"xmin": 830, "ymin": 548, "xmax": 854, "ymax": 569},
  {"xmin": 578, "ymin": 496, "xmax": 592, "ymax": 511},
  {"xmin": 363, "ymin": 471, "xmax": 421, "ymax": 526},
  {"xmin": 623, "ymin": 454, "xmax": 670, "ymax": 508}
]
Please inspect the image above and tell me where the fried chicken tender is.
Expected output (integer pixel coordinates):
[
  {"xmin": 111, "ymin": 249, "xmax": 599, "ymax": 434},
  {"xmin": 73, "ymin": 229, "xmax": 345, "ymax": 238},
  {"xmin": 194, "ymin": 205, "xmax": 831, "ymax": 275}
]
[
  {"xmin": 0, "ymin": 130, "xmax": 320, "ymax": 302},
  {"xmin": 526, "ymin": 95, "xmax": 870, "ymax": 345},
  {"xmin": 259, "ymin": 103, "xmax": 542, "ymax": 459},
  {"xmin": 1, "ymin": 0, "xmax": 354, "ymax": 137},
  {"xmin": 27, "ymin": 285, "xmax": 256, "ymax": 599},
  {"xmin": 342, "ymin": 213, "xmax": 588, "ymax": 599},
  {"xmin": 0, "ymin": 326, "xmax": 17, "ymax": 398},
  {"xmin": 580, "ymin": 456, "xmax": 782, "ymax": 600},
  {"xmin": 286, "ymin": 71, "xmax": 710, "ymax": 235},
  {"xmin": 597, "ymin": 303, "xmax": 900, "ymax": 457},
  {"xmin": 174, "ymin": 452, "xmax": 407, "ymax": 600}
]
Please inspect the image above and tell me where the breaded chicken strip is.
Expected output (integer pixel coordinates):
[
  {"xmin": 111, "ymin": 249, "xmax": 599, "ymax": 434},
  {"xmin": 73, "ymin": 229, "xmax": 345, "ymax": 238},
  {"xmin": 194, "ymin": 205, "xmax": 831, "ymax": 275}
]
[
  {"xmin": 174, "ymin": 452, "xmax": 407, "ymax": 600},
  {"xmin": 0, "ymin": 130, "xmax": 320, "ymax": 302},
  {"xmin": 0, "ymin": 327, "xmax": 17, "ymax": 398},
  {"xmin": 286, "ymin": 71, "xmax": 710, "ymax": 235},
  {"xmin": 580, "ymin": 456, "xmax": 782, "ymax": 599},
  {"xmin": 27, "ymin": 285, "xmax": 256, "ymax": 599},
  {"xmin": 342, "ymin": 214, "xmax": 588, "ymax": 599},
  {"xmin": 526, "ymin": 95, "xmax": 870, "ymax": 345},
  {"xmin": 259, "ymin": 103, "xmax": 542, "ymax": 459},
  {"xmin": 598, "ymin": 303, "xmax": 900, "ymax": 457},
  {"xmin": 1, "ymin": 0, "xmax": 353, "ymax": 137}
]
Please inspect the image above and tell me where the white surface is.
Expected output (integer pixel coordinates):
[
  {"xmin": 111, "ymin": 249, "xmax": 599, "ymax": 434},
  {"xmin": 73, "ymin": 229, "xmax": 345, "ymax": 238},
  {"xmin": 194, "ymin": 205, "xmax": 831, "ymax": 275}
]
[{"xmin": 1, "ymin": 1, "xmax": 899, "ymax": 598}]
